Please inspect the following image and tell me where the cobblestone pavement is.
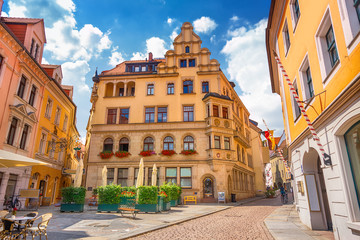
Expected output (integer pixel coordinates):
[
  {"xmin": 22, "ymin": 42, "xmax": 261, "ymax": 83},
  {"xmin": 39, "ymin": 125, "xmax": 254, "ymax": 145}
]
[{"xmin": 129, "ymin": 197, "xmax": 283, "ymax": 240}]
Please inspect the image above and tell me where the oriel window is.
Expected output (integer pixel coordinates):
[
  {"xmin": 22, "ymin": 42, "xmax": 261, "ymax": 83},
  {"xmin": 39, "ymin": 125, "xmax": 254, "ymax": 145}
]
[
  {"xmin": 222, "ymin": 107, "xmax": 229, "ymax": 119},
  {"xmin": 214, "ymin": 135, "xmax": 221, "ymax": 149},
  {"xmin": 213, "ymin": 105, "xmax": 219, "ymax": 117}
]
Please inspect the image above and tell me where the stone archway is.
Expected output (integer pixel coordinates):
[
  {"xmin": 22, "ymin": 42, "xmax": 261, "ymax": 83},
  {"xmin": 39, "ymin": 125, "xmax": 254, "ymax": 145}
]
[
  {"xmin": 200, "ymin": 174, "xmax": 216, "ymax": 203},
  {"xmin": 302, "ymin": 148, "xmax": 332, "ymax": 230}
]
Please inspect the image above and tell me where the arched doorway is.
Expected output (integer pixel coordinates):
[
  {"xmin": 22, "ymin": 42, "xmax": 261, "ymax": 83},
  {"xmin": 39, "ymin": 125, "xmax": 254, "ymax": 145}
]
[
  {"xmin": 302, "ymin": 148, "xmax": 332, "ymax": 230},
  {"xmin": 203, "ymin": 177, "xmax": 214, "ymax": 199}
]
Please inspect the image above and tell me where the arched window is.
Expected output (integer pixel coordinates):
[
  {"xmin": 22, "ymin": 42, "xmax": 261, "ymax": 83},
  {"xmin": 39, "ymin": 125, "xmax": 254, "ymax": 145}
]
[
  {"xmin": 119, "ymin": 137, "xmax": 129, "ymax": 152},
  {"xmin": 163, "ymin": 136, "xmax": 174, "ymax": 150},
  {"xmin": 167, "ymin": 83, "xmax": 174, "ymax": 95},
  {"xmin": 185, "ymin": 46, "xmax": 190, "ymax": 53},
  {"xmin": 237, "ymin": 145, "xmax": 241, "ymax": 161},
  {"xmin": 103, "ymin": 138, "xmax": 113, "ymax": 152},
  {"xmin": 184, "ymin": 136, "xmax": 194, "ymax": 150},
  {"xmin": 183, "ymin": 80, "xmax": 193, "ymax": 94},
  {"xmin": 143, "ymin": 137, "xmax": 154, "ymax": 151}
]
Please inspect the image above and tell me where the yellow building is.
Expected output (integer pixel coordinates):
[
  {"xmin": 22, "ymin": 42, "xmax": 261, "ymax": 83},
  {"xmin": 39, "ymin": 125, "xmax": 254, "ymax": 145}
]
[
  {"xmin": 269, "ymin": 139, "xmax": 291, "ymax": 189},
  {"xmin": 29, "ymin": 65, "xmax": 79, "ymax": 205},
  {"xmin": 85, "ymin": 22, "xmax": 267, "ymax": 202},
  {"xmin": 266, "ymin": 0, "xmax": 360, "ymax": 237}
]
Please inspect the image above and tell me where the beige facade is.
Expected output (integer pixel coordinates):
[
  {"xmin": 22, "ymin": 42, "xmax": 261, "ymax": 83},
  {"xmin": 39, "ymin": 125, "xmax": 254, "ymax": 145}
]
[{"xmin": 85, "ymin": 22, "xmax": 266, "ymax": 202}]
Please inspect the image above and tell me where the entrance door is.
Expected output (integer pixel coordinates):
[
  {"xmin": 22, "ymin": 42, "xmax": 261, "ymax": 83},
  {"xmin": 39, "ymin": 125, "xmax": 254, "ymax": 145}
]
[
  {"xmin": 5, "ymin": 174, "xmax": 18, "ymax": 203},
  {"xmin": 39, "ymin": 180, "xmax": 46, "ymax": 205},
  {"xmin": 317, "ymin": 158, "xmax": 333, "ymax": 230},
  {"xmin": 203, "ymin": 177, "xmax": 214, "ymax": 198}
]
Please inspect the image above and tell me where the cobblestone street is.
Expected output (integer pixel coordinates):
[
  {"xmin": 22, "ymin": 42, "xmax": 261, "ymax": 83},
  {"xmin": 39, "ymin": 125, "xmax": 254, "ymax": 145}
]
[{"xmin": 130, "ymin": 197, "xmax": 283, "ymax": 240}]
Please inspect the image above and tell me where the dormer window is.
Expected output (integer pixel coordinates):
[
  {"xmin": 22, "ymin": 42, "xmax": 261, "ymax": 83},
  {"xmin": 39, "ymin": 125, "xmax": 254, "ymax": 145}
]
[
  {"xmin": 34, "ymin": 44, "xmax": 39, "ymax": 60},
  {"xmin": 30, "ymin": 39, "xmax": 35, "ymax": 56},
  {"xmin": 185, "ymin": 46, "xmax": 190, "ymax": 53}
]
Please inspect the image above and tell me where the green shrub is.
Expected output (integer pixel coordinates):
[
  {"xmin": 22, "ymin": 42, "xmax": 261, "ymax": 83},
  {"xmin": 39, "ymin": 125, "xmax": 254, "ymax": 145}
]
[
  {"xmin": 61, "ymin": 187, "xmax": 86, "ymax": 204},
  {"xmin": 137, "ymin": 186, "xmax": 158, "ymax": 204},
  {"xmin": 97, "ymin": 184, "xmax": 122, "ymax": 204},
  {"xmin": 167, "ymin": 183, "xmax": 180, "ymax": 201},
  {"xmin": 159, "ymin": 183, "xmax": 171, "ymax": 203},
  {"xmin": 121, "ymin": 186, "xmax": 137, "ymax": 193}
]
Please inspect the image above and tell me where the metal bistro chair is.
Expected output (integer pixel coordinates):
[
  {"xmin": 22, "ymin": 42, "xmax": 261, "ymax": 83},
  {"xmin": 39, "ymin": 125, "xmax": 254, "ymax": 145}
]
[
  {"xmin": 23, "ymin": 212, "xmax": 38, "ymax": 227},
  {"xmin": 0, "ymin": 218, "xmax": 27, "ymax": 239},
  {"xmin": 26, "ymin": 213, "xmax": 52, "ymax": 240}
]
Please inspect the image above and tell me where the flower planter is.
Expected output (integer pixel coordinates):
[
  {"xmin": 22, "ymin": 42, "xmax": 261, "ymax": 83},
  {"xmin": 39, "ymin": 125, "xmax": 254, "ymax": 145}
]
[
  {"xmin": 157, "ymin": 196, "xmax": 164, "ymax": 212},
  {"xmin": 177, "ymin": 198, "xmax": 181, "ymax": 205},
  {"xmin": 97, "ymin": 204, "xmax": 119, "ymax": 212},
  {"xmin": 162, "ymin": 202, "xmax": 171, "ymax": 211},
  {"xmin": 120, "ymin": 197, "xmax": 136, "ymax": 207},
  {"xmin": 135, "ymin": 204, "xmax": 159, "ymax": 213},
  {"xmin": 60, "ymin": 203, "xmax": 84, "ymax": 212},
  {"xmin": 170, "ymin": 200, "xmax": 178, "ymax": 207}
]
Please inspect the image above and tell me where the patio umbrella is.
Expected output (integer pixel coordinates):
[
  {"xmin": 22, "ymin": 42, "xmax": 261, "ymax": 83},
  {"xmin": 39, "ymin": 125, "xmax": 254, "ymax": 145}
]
[
  {"xmin": 102, "ymin": 165, "xmax": 108, "ymax": 186},
  {"xmin": 136, "ymin": 158, "xmax": 144, "ymax": 188},
  {"xmin": 151, "ymin": 164, "xmax": 157, "ymax": 186},
  {"xmin": 74, "ymin": 158, "xmax": 83, "ymax": 187},
  {"xmin": 0, "ymin": 150, "xmax": 48, "ymax": 168}
]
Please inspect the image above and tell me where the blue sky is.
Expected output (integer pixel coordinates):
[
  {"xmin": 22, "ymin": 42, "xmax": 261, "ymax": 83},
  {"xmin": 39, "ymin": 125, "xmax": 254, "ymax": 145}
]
[{"xmin": 2, "ymin": 0, "xmax": 283, "ymax": 142}]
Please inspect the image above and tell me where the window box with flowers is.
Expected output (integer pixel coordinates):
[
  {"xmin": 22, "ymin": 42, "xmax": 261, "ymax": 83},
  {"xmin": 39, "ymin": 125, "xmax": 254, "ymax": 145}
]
[
  {"xmin": 161, "ymin": 150, "xmax": 176, "ymax": 156},
  {"xmin": 115, "ymin": 151, "xmax": 131, "ymax": 158},
  {"xmin": 139, "ymin": 151, "xmax": 156, "ymax": 157},
  {"xmin": 99, "ymin": 151, "xmax": 114, "ymax": 159},
  {"xmin": 180, "ymin": 150, "xmax": 197, "ymax": 155}
]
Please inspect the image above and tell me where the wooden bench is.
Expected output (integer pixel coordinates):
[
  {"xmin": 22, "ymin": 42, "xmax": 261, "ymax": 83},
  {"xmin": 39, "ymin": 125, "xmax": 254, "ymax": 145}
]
[
  {"xmin": 118, "ymin": 207, "xmax": 139, "ymax": 219},
  {"xmin": 184, "ymin": 196, "xmax": 197, "ymax": 205}
]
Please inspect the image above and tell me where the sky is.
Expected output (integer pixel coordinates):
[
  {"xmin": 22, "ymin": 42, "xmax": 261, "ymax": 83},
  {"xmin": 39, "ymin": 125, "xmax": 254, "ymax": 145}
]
[{"xmin": 2, "ymin": 0, "xmax": 284, "ymax": 142}]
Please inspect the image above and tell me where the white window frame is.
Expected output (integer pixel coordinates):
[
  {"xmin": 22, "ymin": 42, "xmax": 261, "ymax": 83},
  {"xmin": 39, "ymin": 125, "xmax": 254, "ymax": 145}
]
[
  {"xmin": 298, "ymin": 54, "xmax": 315, "ymax": 106},
  {"xmin": 291, "ymin": 78, "xmax": 301, "ymax": 123},
  {"xmin": 54, "ymin": 106, "xmax": 61, "ymax": 126},
  {"xmin": 45, "ymin": 98, "xmax": 53, "ymax": 119},
  {"xmin": 290, "ymin": 0, "xmax": 301, "ymax": 32},
  {"xmin": 282, "ymin": 19, "xmax": 291, "ymax": 56},
  {"xmin": 315, "ymin": 7, "xmax": 341, "ymax": 84},
  {"xmin": 39, "ymin": 132, "xmax": 47, "ymax": 154},
  {"xmin": 337, "ymin": 0, "xmax": 360, "ymax": 53}
]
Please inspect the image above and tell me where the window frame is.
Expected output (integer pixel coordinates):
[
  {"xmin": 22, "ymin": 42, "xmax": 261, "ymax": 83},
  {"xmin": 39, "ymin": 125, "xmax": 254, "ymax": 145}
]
[
  {"xmin": 185, "ymin": 46, "xmax": 190, "ymax": 53},
  {"xmin": 166, "ymin": 167, "xmax": 177, "ymax": 184},
  {"xmin": 54, "ymin": 107, "xmax": 61, "ymax": 126},
  {"xmin": 183, "ymin": 105, "xmax": 194, "ymax": 122},
  {"xmin": 45, "ymin": 98, "xmax": 53, "ymax": 119},
  {"xmin": 163, "ymin": 136, "xmax": 174, "ymax": 150},
  {"xmin": 17, "ymin": 75, "xmax": 27, "ymax": 99},
  {"xmin": 117, "ymin": 168, "xmax": 128, "ymax": 186},
  {"xmin": 119, "ymin": 137, "xmax": 129, "ymax": 152},
  {"xmin": 213, "ymin": 105, "xmax": 219, "ymax": 117},
  {"xmin": 183, "ymin": 80, "xmax": 193, "ymax": 94},
  {"xmin": 325, "ymin": 26, "xmax": 339, "ymax": 67},
  {"xmin": 103, "ymin": 138, "xmax": 114, "ymax": 152},
  {"xmin": 28, "ymin": 85, "xmax": 37, "ymax": 107},
  {"xmin": 180, "ymin": 59, "xmax": 187, "ymax": 68},
  {"xmin": 107, "ymin": 168, "xmax": 115, "ymax": 185},
  {"xmin": 107, "ymin": 109, "xmax": 117, "ymax": 124},
  {"xmin": 143, "ymin": 137, "xmax": 154, "ymax": 151},
  {"xmin": 157, "ymin": 107, "xmax": 167, "ymax": 123},
  {"xmin": 188, "ymin": 59, "xmax": 196, "ymax": 67},
  {"xmin": 291, "ymin": 79, "xmax": 301, "ymax": 122},
  {"xmin": 183, "ymin": 136, "xmax": 194, "ymax": 151},
  {"xmin": 145, "ymin": 107, "xmax": 155, "ymax": 123},
  {"xmin": 224, "ymin": 137, "xmax": 230, "ymax": 150},
  {"xmin": 222, "ymin": 107, "xmax": 229, "ymax": 119},
  {"xmin": 214, "ymin": 135, "xmax": 221, "ymax": 149},
  {"xmin": 290, "ymin": 0, "xmax": 301, "ymax": 31},
  {"xmin": 180, "ymin": 167, "xmax": 192, "ymax": 188},
  {"xmin": 7, "ymin": 117, "xmax": 18, "ymax": 146},
  {"xmin": 19, "ymin": 124, "xmax": 29, "ymax": 150},
  {"xmin": 202, "ymin": 81, "xmax": 209, "ymax": 93},
  {"xmin": 167, "ymin": 83, "xmax": 174, "ymax": 95},
  {"xmin": 119, "ymin": 108, "xmax": 129, "ymax": 124},
  {"xmin": 282, "ymin": 20, "xmax": 291, "ymax": 55},
  {"xmin": 298, "ymin": 54, "xmax": 315, "ymax": 103},
  {"xmin": 147, "ymin": 84, "xmax": 154, "ymax": 95}
]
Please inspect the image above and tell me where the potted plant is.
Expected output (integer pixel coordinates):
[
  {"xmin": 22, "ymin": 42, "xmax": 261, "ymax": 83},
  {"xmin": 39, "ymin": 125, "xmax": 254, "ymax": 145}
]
[
  {"xmin": 99, "ymin": 151, "xmax": 114, "ymax": 159},
  {"xmin": 265, "ymin": 187, "xmax": 276, "ymax": 198},
  {"xmin": 139, "ymin": 151, "xmax": 155, "ymax": 157},
  {"xmin": 115, "ymin": 151, "xmax": 131, "ymax": 158},
  {"xmin": 158, "ymin": 190, "xmax": 170, "ymax": 211},
  {"xmin": 161, "ymin": 150, "xmax": 176, "ymax": 156},
  {"xmin": 119, "ymin": 190, "xmax": 136, "ymax": 206},
  {"xmin": 168, "ymin": 183, "xmax": 180, "ymax": 207},
  {"xmin": 180, "ymin": 150, "xmax": 197, "ymax": 155},
  {"xmin": 97, "ymin": 184, "xmax": 121, "ymax": 212},
  {"xmin": 135, "ymin": 186, "xmax": 159, "ymax": 213},
  {"xmin": 177, "ymin": 185, "xmax": 182, "ymax": 205},
  {"xmin": 60, "ymin": 187, "xmax": 86, "ymax": 212}
]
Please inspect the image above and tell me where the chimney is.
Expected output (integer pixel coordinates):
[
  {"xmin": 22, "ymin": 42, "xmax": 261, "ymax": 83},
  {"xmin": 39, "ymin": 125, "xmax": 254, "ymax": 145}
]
[{"xmin": 149, "ymin": 52, "xmax": 153, "ymax": 61}]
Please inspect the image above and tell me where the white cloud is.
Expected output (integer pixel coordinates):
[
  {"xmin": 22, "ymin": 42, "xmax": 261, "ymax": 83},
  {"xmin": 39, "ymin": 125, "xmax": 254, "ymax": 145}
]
[
  {"xmin": 8, "ymin": 2, "xmax": 27, "ymax": 17},
  {"xmin": 221, "ymin": 19, "xmax": 284, "ymax": 134},
  {"xmin": 210, "ymin": 35, "xmax": 216, "ymax": 43},
  {"xmin": 109, "ymin": 47, "xmax": 125, "ymax": 67},
  {"xmin": 230, "ymin": 16, "xmax": 239, "ymax": 22},
  {"xmin": 62, "ymin": 60, "xmax": 91, "ymax": 93},
  {"xmin": 41, "ymin": 57, "xmax": 49, "ymax": 64},
  {"xmin": 1, "ymin": 11, "xmax": 8, "ymax": 17},
  {"xmin": 131, "ymin": 52, "xmax": 146, "ymax": 60},
  {"xmin": 131, "ymin": 37, "xmax": 168, "ymax": 60},
  {"xmin": 193, "ymin": 16, "xmax": 217, "ymax": 34},
  {"xmin": 227, "ymin": 26, "xmax": 247, "ymax": 37},
  {"xmin": 170, "ymin": 27, "xmax": 179, "ymax": 41},
  {"xmin": 55, "ymin": 0, "xmax": 76, "ymax": 12},
  {"xmin": 167, "ymin": 17, "xmax": 174, "ymax": 26}
]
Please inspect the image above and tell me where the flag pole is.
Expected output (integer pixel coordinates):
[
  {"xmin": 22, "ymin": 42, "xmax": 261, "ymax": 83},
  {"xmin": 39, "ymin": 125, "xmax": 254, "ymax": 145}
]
[{"xmin": 272, "ymin": 50, "xmax": 331, "ymax": 166}]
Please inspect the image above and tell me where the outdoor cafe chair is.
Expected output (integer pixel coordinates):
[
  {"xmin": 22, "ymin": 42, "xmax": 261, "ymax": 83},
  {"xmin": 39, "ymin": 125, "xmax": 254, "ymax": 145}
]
[
  {"xmin": 23, "ymin": 212, "xmax": 38, "ymax": 227},
  {"xmin": 26, "ymin": 213, "xmax": 52, "ymax": 240},
  {"xmin": 0, "ymin": 218, "xmax": 27, "ymax": 239}
]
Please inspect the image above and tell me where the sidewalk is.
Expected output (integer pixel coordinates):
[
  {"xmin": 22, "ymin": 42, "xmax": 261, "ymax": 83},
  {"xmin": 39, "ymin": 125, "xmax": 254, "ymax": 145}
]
[
  {"xmin": 17, "ymin": 196, "xmax": 264, "ymax": 240},
  {"xmin": 264, "ymin": 200, "xmax": 334, "ymax": 240}
]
